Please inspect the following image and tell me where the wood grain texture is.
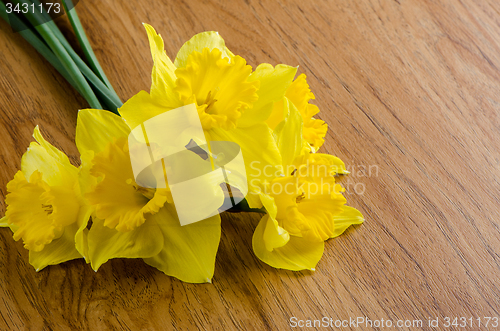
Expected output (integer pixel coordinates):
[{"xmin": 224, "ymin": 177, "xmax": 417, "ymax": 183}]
[{"xmin": 1, "ymin": 0, "xmax": 500, "ymax": 330}]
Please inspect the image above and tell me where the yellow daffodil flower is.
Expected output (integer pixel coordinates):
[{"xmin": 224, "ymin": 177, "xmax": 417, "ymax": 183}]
[
  {"xmin": 76, "ymin": 108, "xmax": 221, "ymax": 283},
  {"xmin": 267, "ymin": 74, "xmax": 328, "ymax": 152},
  {"xmin": 0, "ymin": 126, "xmax": 91, "ymax": 271},
  {"xmin": 252, "ymin": 98, "xmax": 364, "ymax": 270},
  {"xmin": 118, "ymin": 24, "xmax": 298, "ymax": 208}
]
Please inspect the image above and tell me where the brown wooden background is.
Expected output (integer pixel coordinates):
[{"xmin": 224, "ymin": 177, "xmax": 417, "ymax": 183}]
[{"xmin": 1, "ymin": 0, "xmax": 500, "ymax": 330}]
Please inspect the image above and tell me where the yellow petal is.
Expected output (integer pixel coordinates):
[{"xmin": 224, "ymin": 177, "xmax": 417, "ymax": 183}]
[
  {"xmin": 209, "ymin": 124, "xmax": 283, "ymax": 208},
  {"xmin": 239, "ymin": 64, "xmax": 297, "ymax": 128},
  {"xmin": 295, "ymin": 192, "xmax": 345, "ymax": 241},
  {"xmin": 268, "ymin": 176, "xmax": 301, "ymax": 221},
  {"xmin": 74, "ymin": 204, "xmax": 93, "ymax": 262},
  {"xmin": 29, "ymin": 205, "xmax": 91, "ymax": 271},
  {"xmin": 78, "ymin": 150, "xmax": 98, "ymax": 197},
  {"xmin": 29, "ymin": 223, "xmax": 82, "ymax": 271},
  {"xmin": 253, "ymin": 217, "xmax": 324, "ymax": 271},
  {"xmin": 273, "ymin": 97, "xmax": 304, "ymax": 168},
  {"xmin": 0, "ymin": 216, "xmax": 15, "ymax": 229},
  {"xmin": 331, "ymin": 206, "xmax": 364, "ymax": 238},
  {"xmin": 326, "ymin": 155, "xmax": 348, "ymax": 175},
  {"xmin": 143, "ymin": 24, "xmax": 180, "ymax": 104},
  {"xmin": 31, "ymin": 126, "xmax": 70, "ymax": 164},
  {"xmin": 258, "ymin": 194, "xmax": 289, "ymax": 250},
  {"xmin": 76, "ymin": 109, "xmax": 130, "ymax": 156},
  {"xmin": 87, "ymin": 217, "xmax": 164, "ymax": 271},
  {"xmin": 143, "ymin": 204, "xmax": 221, "ymax": 283},
  {"xmin": 266, "ymin": 98, "xmax": 286, "ymax": 131},
  {"xmin": 118, "ymin": 90, "xmax": 181, "ymax": 130},
  {"xmin": 262, "ymin": 214, "xmax": 290, "ymax": 251},
  {"xmin": 21, "ymin": 126, "xmax": 77, "ymax": 187},
  {"xmin": 259, "ymin": 193, "xmax": 277, "ymax": 219},
  {"xmin": 293, "ymin": 152, "xmax": 348, "ymax": 177},
  {"xmin": 174, "ymin": 31, "xmax": 234, "ymax": 69}
]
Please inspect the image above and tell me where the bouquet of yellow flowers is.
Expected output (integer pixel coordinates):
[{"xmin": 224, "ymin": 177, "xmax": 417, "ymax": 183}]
[{"xmin": 1, "ymin": 2, "xmax": 363, "ymax": 283}]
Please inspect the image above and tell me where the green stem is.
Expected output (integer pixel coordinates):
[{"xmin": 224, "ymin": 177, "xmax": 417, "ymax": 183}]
[
  {"xmin": 227, "ymin": 198, "xmax": 267, "ymax": 214},
  {"xmin": 61, "ymin": 0, "xmax": 116, "ymax": 92},
  {"xmin": 38, "ymin": 23, "xmax": 103, "ymax": 109},
  {"xmin": 10, "ymin": 0, "xmax": 102, "ymax": 109},
  {"xmin": 64, "ymin": 47, "xmax": 122, "ymax": 114},
  {"xmin": 31, "ymin": 0, "xmax": 122, "ymax": 113},
  {"xmin": 6, "ymin": 0, "xmax": 122, "ymax": 114},
  {"xmin": 0, "ymin": 2, "xmax": 82, "ymax": 94}
]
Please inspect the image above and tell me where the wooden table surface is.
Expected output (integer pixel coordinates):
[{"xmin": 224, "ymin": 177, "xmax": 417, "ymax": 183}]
[{"xmin": 1, "ymin": 0, "xmax": 500, "ymax": 330}]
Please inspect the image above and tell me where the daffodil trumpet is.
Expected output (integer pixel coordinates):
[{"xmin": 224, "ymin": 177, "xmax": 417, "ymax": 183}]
[{"xmin": 0, "ymin": 127, "xmax": 91, "ymax": 270}]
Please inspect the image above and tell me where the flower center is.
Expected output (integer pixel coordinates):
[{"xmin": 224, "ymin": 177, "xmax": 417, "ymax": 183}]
[
  {"xmin": 203, "ymin": 90, "xmax": 218, "ymax": 114},
  {"xmin": 42, "ymin": 204, "xmax": 53, "ymax": 215},
  {"xmin": 130, "ymin": 182, "xmax": 156, "ymax": 200},
  {"xmin": 295, "ymin": 192, "xmax": 305, "ymax": 203}
]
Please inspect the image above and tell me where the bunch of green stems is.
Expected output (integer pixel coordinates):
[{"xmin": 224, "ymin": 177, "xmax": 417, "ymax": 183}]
[{"xmin": 0, "ymin": 0, "xmax": 121, "ymax": 114}]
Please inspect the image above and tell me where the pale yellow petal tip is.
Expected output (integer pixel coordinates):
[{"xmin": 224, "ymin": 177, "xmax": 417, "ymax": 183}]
[
  {"xmin": 143, "ymin": 23, "xmax": 157, "ymax": 38},
  {"xmin": 32, "ymin": 125, "xmax": 42, "ymax": 140},
  {"xmin": 0, "ymin": 216, "xmax": 10, "ymax": 227},
  {"xmin": 206, "ymin": 278, "xmax": 212, "ymax": 283},
  {"xmin": 310, "ymin": 268, "xmax": 316, "ymax": 272},
  {"xmin": 143, "ymin": 23, "xmax": 155, "ymax": 33}
]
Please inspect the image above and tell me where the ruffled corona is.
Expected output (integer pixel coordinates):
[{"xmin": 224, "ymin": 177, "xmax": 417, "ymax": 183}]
[
  {"xmin": 266, "ymin": 156, "xmax": 347, "ymax": 243},
  {"xmin": 6, "ymin": 171, "xmax": 55, "ymax": 251},
  {"xmin": 174, "ymin": 48, "xmax": 260, "ymax": 130},
  {"xmin": 286, "ymin": 74, "xmax": 328, "ymax": 150},
  {"xmin": 268, "ymin": 74, "xmax": 328, "ymax": 151},
  {"xmin": 85, "ymin": 137, "xmax": 168, "ymax": 232}
]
